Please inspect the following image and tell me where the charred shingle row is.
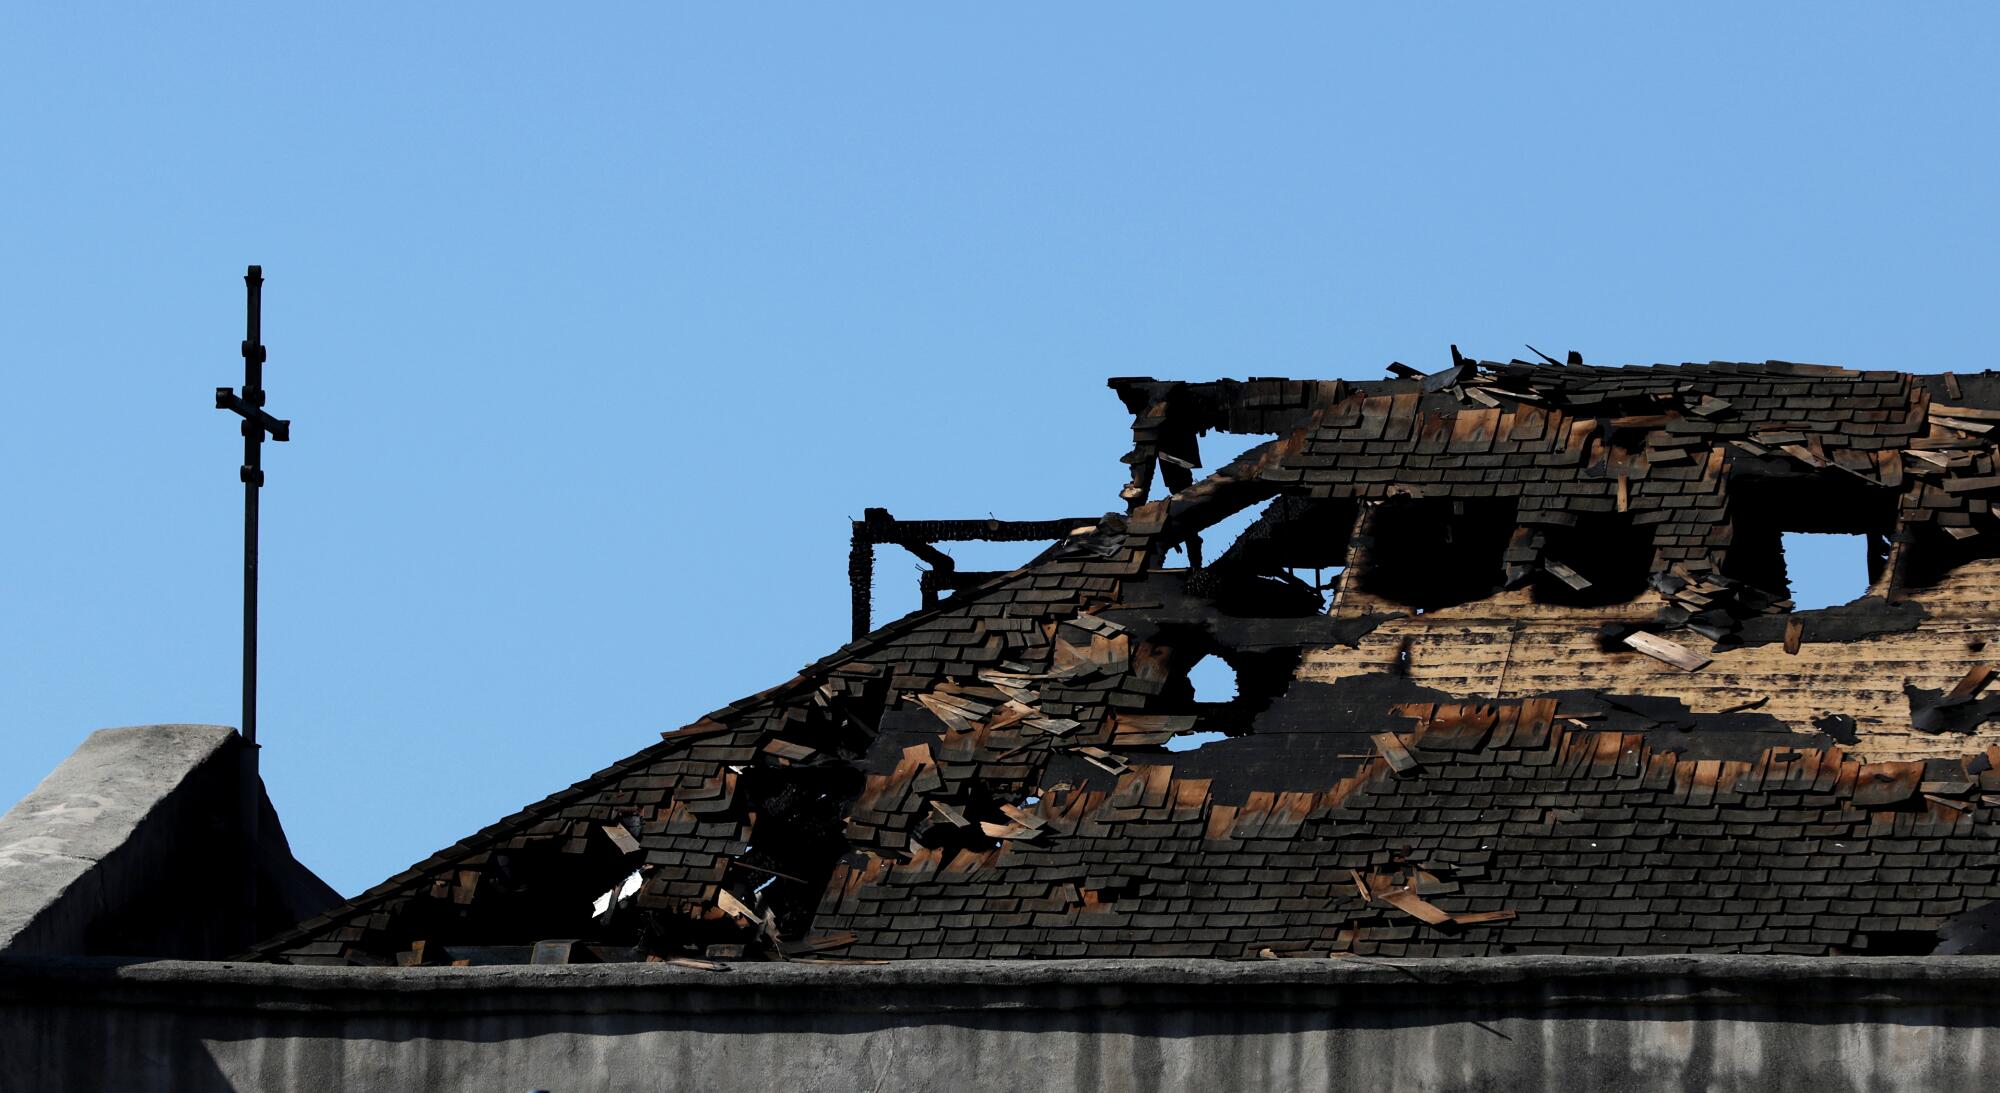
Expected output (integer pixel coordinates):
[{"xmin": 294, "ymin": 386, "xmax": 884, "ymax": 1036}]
[{"xmin": 815, "ymin": 703, "xmax": 1993, "ymax": 958}]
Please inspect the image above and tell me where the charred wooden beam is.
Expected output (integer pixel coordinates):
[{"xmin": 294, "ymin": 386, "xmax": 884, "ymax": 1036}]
[{"xmin": 849, "ymin": 508, "xmax": 1096, "ymax": 637}]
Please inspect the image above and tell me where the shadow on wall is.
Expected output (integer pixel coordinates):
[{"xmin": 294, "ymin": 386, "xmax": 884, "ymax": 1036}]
[
  {"xmin": 7, "ymin": 958, "xmax": 2000, "ymax": 1092},
  {"xmin": 0, "ymin": 725, "xmax": 339, "ymax": 961}
]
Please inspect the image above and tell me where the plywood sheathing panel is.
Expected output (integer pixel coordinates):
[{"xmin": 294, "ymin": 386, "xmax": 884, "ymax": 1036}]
[{"xmin": 1300, "ymin": 557, "xmax": 2000, "ymax": 761}]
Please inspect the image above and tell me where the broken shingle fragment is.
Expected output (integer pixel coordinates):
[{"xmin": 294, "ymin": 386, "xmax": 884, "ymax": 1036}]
[
  {"xmin": 1544, "ymin": 560, "xmax": 1592, "ymax": 591},
  {"xmin": 1622, "ymin": 631, "xmax": 1713, "ymax": 672}
]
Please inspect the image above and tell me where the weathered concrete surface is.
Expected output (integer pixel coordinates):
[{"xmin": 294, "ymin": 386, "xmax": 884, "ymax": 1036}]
[
  {"xmin": 0, "ymin": 725, "xmax": 337, "ymax": 958},
  {"xmin": 4, "ymin": 955, "xmax": 2000, "ymax": 1092}
]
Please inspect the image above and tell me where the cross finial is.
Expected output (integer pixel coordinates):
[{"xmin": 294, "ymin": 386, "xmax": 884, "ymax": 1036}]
[
  {"xmin": 215, "ymin": 264, "xmax": 289, "ymax": 747},
  {"xmin": 215, "ymin": 264, "xmax": 291, "ymax": 946}
]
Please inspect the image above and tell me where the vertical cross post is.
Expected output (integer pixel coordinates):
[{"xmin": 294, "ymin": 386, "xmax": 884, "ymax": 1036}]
[
  {"xmin": 217, "ymin": 265, "xmax": 291, "ymax": 742},
  {"xmin": 216, "ymin": 264, "xmax": 290, "ymax": 945}
]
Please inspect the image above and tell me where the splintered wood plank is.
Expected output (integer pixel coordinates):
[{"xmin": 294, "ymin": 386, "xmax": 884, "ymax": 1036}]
[
  {"xmin": 600, "ymin": 823, "xmax": 641, "ymax": 855},
  {"xmin": 1944, "ymin": 664, "xmax": 1995, "ymax": 704},
  {"xmin": 998, "ymin": 803, "xmax": 1049, "ymax": 830},
  {"xmin": 1545, "ymin": 560, "xmax": 1592, "ymax": 591},
  {"xmin": 1784, "ymin": 616, "xmax": 1805, "ymax": 656},
  {"xmin": 717, "ymin": 888, "xmax": 756, "ymax": 920},
  {"xmin": 978, "ymin": 820, "xmax": 1038, "ymax": 840},
  {"xmin": 1370, "ymin": 732, "xmax": 1420, "ymax": 773},
  {"xmin": 1622, "ymin": 631, "xmax": 1713, "ymax": 672},
  {"xmin": 1451, "ymin": 910, "xmax": 1519, "ymax": 926},
  {"xmin": 761, "ymin": 739, "xmax": 817, "ymax": 762},
  {"xmin": 1933, "ymin": 415, "xmax": 1996, "ymax": 434},
  {"xmin": 912, "ymin": 692, "xmax": 977, "ymax": 732},
  {"xmin": 1378, "ymin": 887, "xmax": 1455, "ymax": 925},
  {"xmin": 1781, "ymin": 442, "xmax": 1830, "ymax": 467},
  {"xmin": 1073, "ymin": 746, "xmax": 1130, "ymax": 774}
]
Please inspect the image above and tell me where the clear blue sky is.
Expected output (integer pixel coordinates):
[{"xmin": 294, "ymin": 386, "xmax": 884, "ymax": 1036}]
[{"xmin": 3, "ymin": 5, "xmax": 1993, "ymax": 896}]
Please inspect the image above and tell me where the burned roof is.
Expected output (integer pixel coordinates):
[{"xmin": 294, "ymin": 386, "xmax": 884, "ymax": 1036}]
[{"xmin": 253, "ymin": 354, "xmax": 2000, "ymax": 965}]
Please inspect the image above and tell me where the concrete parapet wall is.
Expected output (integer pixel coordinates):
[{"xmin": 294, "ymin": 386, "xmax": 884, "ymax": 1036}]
[
  {"xmin": 0, "ymin": 725, "xmax": 242, "ymax": 956},
  {"xmin": 6, "ymin": 955, "xmax": 2000, "ymax": 1092},
  {"xmin": 0, "ymin": 724, "xmax": 337, "ymax": 960}
]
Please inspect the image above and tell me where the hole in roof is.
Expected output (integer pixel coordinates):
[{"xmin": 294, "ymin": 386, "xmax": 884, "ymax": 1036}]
[
  {"xmin": 1186, "ymin": 655, "xmax": 1237, "ymax": 702},
  {"xmin": 1355, "ymin": 497, "xmax": 1516, "ymax": 611},
  {"xmin": 1165, "ymin": 731, "xmax": 1230, "ymax": 752},
  {"xmin": 1533, "ymin": 512, "xmax": 1656, "ymax": 607},
  {"xmin": 1287, "ymin": 565, "xmax": 1343, "ymax": 610},
  {"xmin": 1722, "ymin": 475, "xmax": 1893, "ymax": 596},
  {"xmin": 1217, "ymin": 432, "xmax": 1283, "ymax": 469},
  {"xmin": 1181, "ymin": 499, "xmax": 1272, "ymax": 564},
  {"xmin": 1171, "ymin": 432, "xmax": 1281, "ymax": 489},
  {"xmin": 930, "ymin": 538, "xmax": 1048, "ymax": 574},
  {"xmin": 874, "ymin": 534, "xmax": 1077, "ymax": 621},
  {"xmin": 1782, "ymin": 533, "xmax": 1871, "ymax": 609},
  {"xmin": 1160, "ymin": 432, "xmax": 1282, "ymax": 559},
  {"xmin": 590, "ymin": 868, "xmax": 644, "ymax": 919}
]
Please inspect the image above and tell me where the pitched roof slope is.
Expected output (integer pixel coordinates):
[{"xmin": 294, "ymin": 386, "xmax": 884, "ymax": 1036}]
[{"xmin": 254, "ymin": 357, "xmax": 2000, "ymax": 964}]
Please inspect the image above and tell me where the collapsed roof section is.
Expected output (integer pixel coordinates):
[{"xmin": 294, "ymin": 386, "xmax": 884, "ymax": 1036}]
[{"xmin": 253, "ymin": 355, "xmax": 2000, "ymax": 966}]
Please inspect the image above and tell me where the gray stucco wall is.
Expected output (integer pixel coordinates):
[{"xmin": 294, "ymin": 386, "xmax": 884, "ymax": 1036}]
[{"xmin": 5, "ymin": 954, "xmax": 2000, "ymax": 1093}]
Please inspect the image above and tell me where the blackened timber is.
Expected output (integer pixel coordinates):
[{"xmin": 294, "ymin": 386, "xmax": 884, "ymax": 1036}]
[
  {"xmin": 848, "ymin": 507, "xmax": 1097, "ymax": 637},
  {"xmin": 856, "ymin": 509, "xmax": 1101, "ymax": 544}
]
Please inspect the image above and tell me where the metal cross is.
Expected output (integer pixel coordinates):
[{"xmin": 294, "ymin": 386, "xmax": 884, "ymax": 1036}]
[{"xmin": 215, "ymin": 265, "xmax": 289, "ymax": 749}]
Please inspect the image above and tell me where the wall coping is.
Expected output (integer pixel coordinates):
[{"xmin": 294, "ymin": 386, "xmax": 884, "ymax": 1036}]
[{"xmin": 10, "ymin": 954, "xmax": 2000, "ymax": 1019}]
